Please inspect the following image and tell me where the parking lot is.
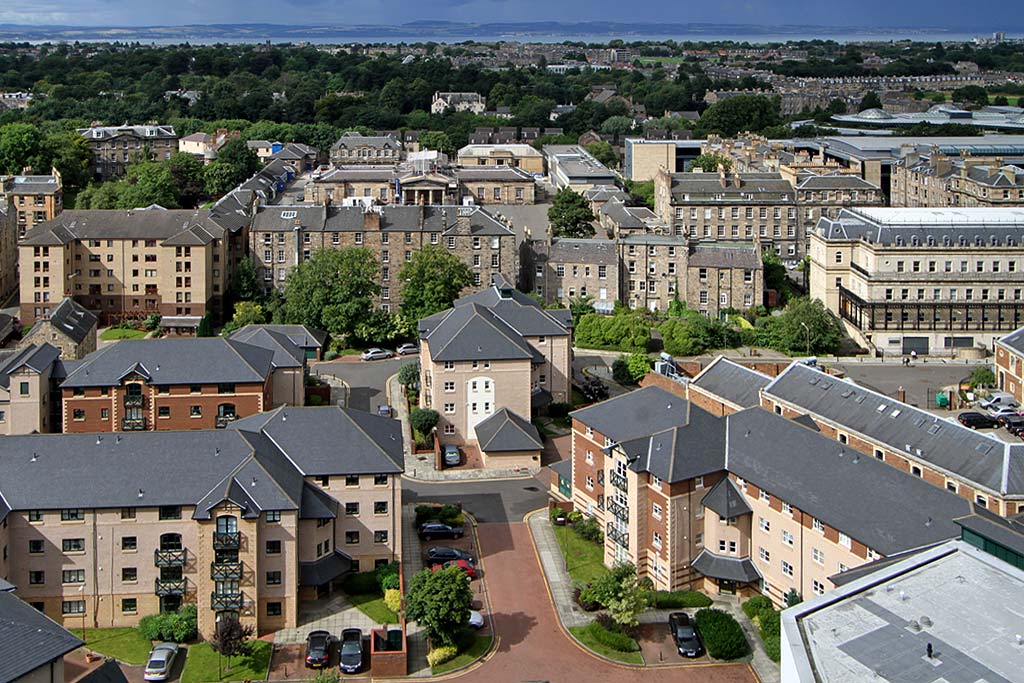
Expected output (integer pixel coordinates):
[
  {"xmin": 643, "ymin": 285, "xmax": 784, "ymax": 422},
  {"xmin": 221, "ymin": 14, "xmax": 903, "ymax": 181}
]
[
  {"xmin": 313, "ymin": 356, "xmax": 405, "ymax": 413},
  {"xmin": 637, "ymin": 622, "xmax": 710, "ymax": 666}
]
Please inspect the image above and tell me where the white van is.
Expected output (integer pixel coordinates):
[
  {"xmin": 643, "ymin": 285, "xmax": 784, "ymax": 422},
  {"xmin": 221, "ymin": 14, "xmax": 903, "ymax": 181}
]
[{"xmin": 980, "ymin": 391, "xmax": 1018, "ymax": 410}]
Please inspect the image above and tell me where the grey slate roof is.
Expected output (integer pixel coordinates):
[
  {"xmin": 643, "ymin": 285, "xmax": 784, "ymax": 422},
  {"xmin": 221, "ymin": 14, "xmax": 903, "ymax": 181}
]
[
  {"xmin": 78, "ymin": 124, "xmax": 176, "ymax": 141},
  {"xmin": 331, "ymin": 132, "xmax": 401, "ymax": 151},
  {"xmin": 3, "ymin": 174, "xmax": 61, "ymax": 195},
  {"xmin": 691, "ymin": 550, "xmax": 762, "ymax": 583},
  {"xmin": 954, "ymin": 508, "xmax": 1024, "ymax": 557},
  {"xmin": 814, "ymin": 207, "xmax": 1024, "ymax": 246},
  {"xmin": 474, "ymin": 408, "xmax": 543, "ymax": 452},
  {"xmin": 725, "ymin": 408, "xmax": 974, "ymax": 556},
  {"xmin": 454, "ymin": 166, "xmax": 535, "ymax": 182},
  {"xmin": 796, "ymin": 174, "xmax": 880, "ymax": 191},
  {"xmin": 545, "ymin": 238, "xmax": 618, "ymax": 266},
  {"xmin": 550, "ymin": 458, "xmax": 572, "ymax": 481},
  {"xmin": 687, "ymin": 243, "xmax": 762, "ymax": 270},
  {"xmin": 21, "ymin": 209, "xmax": 228, "ymax": 246},
  {"xmin": 252, "ymin": 205, "xmax": 327, "ymax": 232},
  {"xmin": 997, "ymin": 327, "xmax": 1024, "ymax": 355},
  {"xmin": 619, "ymin": 404, "xmax": 727, "ymax": 483},
  {"xmin": 62, "ymin": 338, "xmax": 274, "ymax": 387},
  {"xmin": 44, "ymin": 298, "xmax": 97, "ymax": 344},
  {"xmin": 700, "ymin": 477, "xmax": 753, "ymax": 519},
  {"xmin": 0, "ymin": 344, "xmax": 60, "ymax": 390},
  {"xmin": 763, "ymin": 361, "xmax": 1024, "ymax": 496},
  {"xmin": 690, "ymin": 357, "xmax": 771, "ymax": 409},
  {"xmin": 239, "ymin": 324, "xmax": 328, "ymax": 351},
  {"xmin": 227, "ymin": 327, "xmax": 306, "ymax": 368},
  {"xmin": 570, "ymin": 386, "xmax": 692, "ymax": 445},
  {"xmin": 300, "ymin": 551, "xmax": 353, "ymax": 586},
  {"xmin": 666, "ymin": 172, "xmax": 795, "ymax": 203},
  {"xmin": 0, "ymin": 590, "xmax": 83, "ymax": 683}
]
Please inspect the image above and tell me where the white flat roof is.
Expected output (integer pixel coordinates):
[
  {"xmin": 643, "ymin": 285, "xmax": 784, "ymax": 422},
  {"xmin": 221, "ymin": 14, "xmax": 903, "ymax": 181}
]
[{"xmin": 853, "ymin": 207, "xmax": 1024, "ymax": 226}]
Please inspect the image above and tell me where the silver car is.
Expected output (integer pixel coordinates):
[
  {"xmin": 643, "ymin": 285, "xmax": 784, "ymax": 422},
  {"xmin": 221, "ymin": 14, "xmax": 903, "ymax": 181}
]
[
  {"xmin": 396, "ymin": 343, "xmax": 419, "ymax": 355},
  {"xmin": 360, "ymin": 348, "xmax": 394, "ymax": 361},
  {"xmin": 144, "ymin": 643, "xmax": 179, "ymax": 681}
]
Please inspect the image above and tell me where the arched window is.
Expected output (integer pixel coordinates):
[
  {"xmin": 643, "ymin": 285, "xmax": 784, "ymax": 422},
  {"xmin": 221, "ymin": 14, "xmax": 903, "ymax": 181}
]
[{"xmin": 159, "ymin": 533, "xmax": 182, "ymax": 551}]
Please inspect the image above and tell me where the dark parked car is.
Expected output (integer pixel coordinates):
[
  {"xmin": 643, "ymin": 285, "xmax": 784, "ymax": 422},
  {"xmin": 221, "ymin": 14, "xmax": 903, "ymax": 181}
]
[
  {"xmin": 339, "ymin": 628, "xmax": 363, "ymax": 674},
  {"xmin": 425, "ymin": 546, "xmax": 474, "ymax": 564},
  {"xmin": 418, "ymin": 520, "xmax": 465, "ymax": 541},
  {"xmin": 669, "ymin": 612, "xmax": 704, "ymax": 658},
  {"xmin": 1000, "ymin": 414, "xmax": 1024, "ymax": 434},
  {"xmin": 958, "ymin": 412, "xmax": 1000, "ymax": 429},
  {"xmin": 377, "ymin": 404, "xmax": 392, "ymax": 418},
  {"xmin": 305, "ymin": 630, "xmax": 335, "ymax": 669}
]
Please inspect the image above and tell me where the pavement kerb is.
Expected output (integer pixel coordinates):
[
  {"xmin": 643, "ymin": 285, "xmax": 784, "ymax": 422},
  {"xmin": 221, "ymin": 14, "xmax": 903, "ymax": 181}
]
[
  {"xmin": 525, "ymin": 508, "xmax": 763, "ymax": 678},
  {"xmin": 400, "ymin": 471, "xmax": 535, "ymax": 484}
]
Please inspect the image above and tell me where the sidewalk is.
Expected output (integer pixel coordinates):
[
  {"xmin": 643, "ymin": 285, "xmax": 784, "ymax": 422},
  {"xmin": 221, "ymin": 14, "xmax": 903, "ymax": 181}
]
[{"xmin": 399, "ymin": 503, "xmax": 430, "ymax": 676}]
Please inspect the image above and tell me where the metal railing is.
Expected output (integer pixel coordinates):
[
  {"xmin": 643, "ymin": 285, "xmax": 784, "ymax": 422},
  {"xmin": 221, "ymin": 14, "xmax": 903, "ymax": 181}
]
[
  {"xmin": 154, "ymin": 578, "xmax": 186, "ymax": 596},
  {"xmin": 215, "ymin": 415, "xmax": 237, "ymax": 429},
  {"xmin": 154, "ymin": 548, "xmax": 187, "ymax": 567},
  {"xmin": 606, "ymin": 522, "xmax": 629, "ymax": 548},
  {"xmin": 124, "ymin": 395, "xmax": 145, "ymax": 407},
  {"xmin": 122, "ymin": 417, "xmax": 147, "ymax": 431},
  {"xmin": 609, "ymin": 471, "xmax": 628, "ymax": 492},
  {"xmin": 608, "ymin": 500, "xmax": 629, "ymax": 522},
  {"xmin": 212, "ymin": 532, "xmax": 241, "ymax": 550},
  {"xmin": 210, "ymin": 561, "xmax": 242, "ymax": 581},
  {"xmin": 209, "ymin": 592, "xmax": 243, "ymax": 611}
]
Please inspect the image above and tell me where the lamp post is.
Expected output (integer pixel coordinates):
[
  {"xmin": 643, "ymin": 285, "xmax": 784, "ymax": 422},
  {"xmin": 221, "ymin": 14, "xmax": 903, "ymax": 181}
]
[
  {"xmin": 800, "ymin": 322, "xmax": 811, "ymax": 357},
  {"xmin": 78, "ymin": 585, "xmax": 86, "ymax": 645}
]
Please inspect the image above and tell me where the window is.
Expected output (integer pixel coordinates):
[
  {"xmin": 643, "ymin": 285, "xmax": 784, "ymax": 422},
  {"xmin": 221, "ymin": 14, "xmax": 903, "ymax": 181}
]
[
  {"xmin": 782, "ymin": 530, "xmax": 794, "ymax": 546},
  {"xmin": 267, "ymin": 602, "xmax": 282, "ymax": 617},
  {"xmin": 781, "ymin": 501, "xmax": 792, "ymax": 515},
  {"xmin": 759, "ymin": 489, "xmax": 770, "ymax": 503},
  {"xmin": 159, "ymin": 506, "xmax": 181, "ymax": 520},
  {"xmin": 443, "ymin": 403, "xmax": 455, "ymax": 414},
  {"xmin": 946, "ymin": 480, "xmax": 959, "ymax": 494},
  {"xmin": 812, "ymin": 518, "xmax": 824, "ymax": 533},
  {"xmin": 759, "ymin": 547, "xmax": 770, "ymax": 563},
  {"xmin": 122, "ymin": 536, "xmax": 137, "ymax": 551},
  {"xmin": 874, "ymin": 449, "xmax": 884, "ymax": 461},
  {"xmin": 812, "ymin": 547, "xmax": 825, "ymax": 565},
  {"xmin": 72, "ymin": 409, "xmax": 85, "ymax": 421},
  {"xmin": 976, "ymin": 494, "xmax": 988, "ymax": 508},
  {"xmin": 345, "ymin": 502, "xmax": 360, "ymax": 516},
  {"xmin": 652, "ymin": 532, "xmax": 662, "ymax": 550},
  {"xmin": 373, "ymin": 474, "xmax": 388, "ymax": 486},
  {"xmin": 19, "ymin": 381, "xmax": 29, "ymax": 396},
  {"xmin": 443, "ymin": 381, "xmax": 455, "ymax": 392},
  {"xmin": 62, "ymin": 569, "xmax": 86, "ymax": 584},
  {"xmin": 812, "ymin": 580, "xmax": 825, "ymax": 596},
  {"xmin": 62, "ymin": 600, "xmax": 85, "ymax": 615},
  {"xmin": 585, "ymin": 476, "xmax": 594, "ymax": 491},
  {"xmin": 374, "ymin": 530, "xmax": 389, "ymax": 544},
  {"xmin": 266, "ymin": 511, "xmax": 281, "ymax": 523},
  {"xmin": 652, "ymin": 503, "xmax": 662, "ymax": 519},
  {"xmin": 266, "ymin": 571, "xmax": 282, "ymax": 585},
  {"xmin": 318, "ymin": 475, "xmax": 330, "ymax": 486},
  {"xmin": 29, "ymin": 571, "xmax": 44, "ymax": 585},
  {"xmin": 122, "ymin": 567, "xmax": 137, "ymax": 582},
  {"xmin": 28, "ymin": 540, "xmax": 43, "ymax": 554},
  {"xmin": 839, "ymin": 533, "xmax": 851, "ymax": 549},
  {"xmin": 443, "ymin": 361, "xmax": 455, "ymax": 371},
  {"xmin": 782, "ymin": 561, "xmax": 794, "ymax": 577},
  {"xmin": 345, "ymin": 531, "xmax": 360, "ymax": 545},
  {"xmin": 62, "ymin": 538, "xmax": 85, "ymax": 552},
  {"xmin": 265, "ymin": 540, "xmax": 281, "ymax": 555},
  {"xmin": 695, "ymin": 476, "xmax": 704, "ymax": 489},
  {"xmin": 346, "ymin": 475, "xmax": 360, "ymax": 487},
  {"xmin": 695, "ymin": 532, "xmax": 703, "ymax": 547},
  {"xmin": 122, "ymin": 598, "xmax": 138, "ymax": 613}
]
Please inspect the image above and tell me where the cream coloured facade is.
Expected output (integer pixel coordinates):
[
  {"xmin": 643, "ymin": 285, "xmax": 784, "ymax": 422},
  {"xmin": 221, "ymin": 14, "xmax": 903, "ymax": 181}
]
[{"xmin": 456, "ymin": 144, "xmax": 546, "ymax": 175}]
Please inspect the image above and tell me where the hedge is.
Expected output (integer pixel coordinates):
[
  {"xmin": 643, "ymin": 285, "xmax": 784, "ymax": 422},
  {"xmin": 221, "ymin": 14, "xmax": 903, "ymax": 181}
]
[
  {"xmin": 137, "ymin": 604, "xmax": 197, "ymax": 642},
  {"xmin": 743, "ymin": 596, "xmax": 781, "ymax": 662},
  {"xmin": 695, "ymin": 608, "xmax": 750, "ymax": 660},
  {"xmin": 646, "ymin": 590, "xmax": 713, "ymax": 609},
  {"xmin": 580, "ymin": 620, "xmax": 640, "ymax": 652},
  {"xmin": 426, "ymin": 645, "xmax": 458, "ymax": 667}
]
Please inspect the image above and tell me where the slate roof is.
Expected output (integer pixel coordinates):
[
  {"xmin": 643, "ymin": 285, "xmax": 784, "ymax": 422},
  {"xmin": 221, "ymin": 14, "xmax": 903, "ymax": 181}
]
[
  {"xmin": 618, "ymin": 404, "xmax": 727, "ymax": 483},
  {"xmin": 815, "ymin": 207, "xmax": 1024, "ymax": 246},
  {"xmin": 687, "ymin": 243, "xmax": 762, "ymax": 270},
  {"xmin": 0, "ymin": 344, "xmax": 60, "ymax": 390},
  {"xmin": 544, "ymin": 238, "xmax": 618, "ymax": 266},
  {"xmin": 252, "ymin": 205, "xmax": 327, "ymax": 232},
  {"xmin": 725, "ymin": 408, "xmax": 974, "ymax": 556},
  {"xmin": 570, "ymin": 386, "xmax": 693, "ymax": 445},
  {"xmin": 763, "ymin": 361, "xmax": 1024, "ymax": 496},
  {"xmin": 331, "ymin": 132, "xmax": 401, "ymax": 152},
  {"xmin": 474, "ymin": 408, "xmax": 543, "ymax": 452},
  {"xmin": 232, "ymin": 324, "xmax": 327, "ymax": 354},
  {"xmin": 691, "ymin": 550, "xmax": 762, "ymax": 583},
  {"xmin": 315, "ymin": 166, "xmax": 396, "ymax": 182},
  {"xmin": 61, "ymin": 338, "xmax": 274, "ymax": 387},
  {"xmin": 300, "ymin": 551, "xmax": 353, "ymax": 586},
  {"xmin": 78, "ymin": 124, "xmax": 176, "ymax": 141},
  {"xmin": 0, "ymin": 590, "xmax": 83, "ymax": 683},
  {"xmin": 21, "ymin": 209, "xmax": 228, "ymax": 246},
  {"xmin": 954, "ymin": 508, "xmax": 1024, "ymax": 557},
  {"xmin": 3, "ymin": 174, "xmax": 61, "ymax": 195},
  {"xmin": 454, "ymin": 166, "xmax": 535, "ymax": 182},
  {"xmin": 44, "ymin": 298, "xmax": 97, "ymax": 344},
  {"xmin": 700, "ymin": 477, "xmax": 753, "ymax": 519},
  {"xmin": 224, "ymin": 328, "xmax": 304, "ymax": 370},
  {"xmin": 600, "ymin": 199, "xmax": 646, "ymax": 229},
  {"xmin": 997, "ymin": 327, "xmax": 1024, "ymax": 355},
  {"xmin": 796, "ymin": 174, "xmax": 880, "ymax": 191},
  {"xmin": 690, "ymin": 357, "xmax": 771, "ymax": 409},
  {"xmin": 550, "ymin": 458, "xmax": 572, "ymax": 481},
  {"xmin": 666, "ymin": 172, "xmax": 795, "ymax": 203}
]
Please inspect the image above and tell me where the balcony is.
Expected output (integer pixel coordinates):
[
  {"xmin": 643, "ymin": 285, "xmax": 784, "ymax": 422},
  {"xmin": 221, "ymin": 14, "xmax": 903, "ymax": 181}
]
[
  {"xmin": 124, "ymin": 394, "xmax": 145, "ymax": 407},
  {"xmin": 608, "ymin": 501, "xmax": 629, "ymax": 522},
  {"xmin": 154, "ymin": 578, "xmax": 186, "ymax": 596},
  {"xmin": 213, "ymin": 532, "xmax": 241, "ymax": 550},
  {"xmin": 606, "ymin": 522, "xmax": 629, "ymax": 549},
  {"xmin": 210, "ymin": 561, "xmax": 242, "ymax": 581},
  {"xmin": 215, "ymin": 415, "xmax": 238, "ymax": 429},
  {"xmin": 154, "ymin": 548, "xmax": 187, "ymax": 567},
  {"xmin": 122, "ymin": 417, "xmax": 147, "ymax": 431},
  {"xmin": 609, "ymin": 471, "xmax": 628, "ymax": 492},
  {"xmin": 210, "ymin": 592, "xmax": 243, "ymax": 611}
]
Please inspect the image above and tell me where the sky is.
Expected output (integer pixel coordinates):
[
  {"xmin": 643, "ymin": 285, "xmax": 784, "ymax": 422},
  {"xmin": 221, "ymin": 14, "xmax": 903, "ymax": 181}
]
[{"xmin": 0, "ymin": 0, "xmax": 1018, "ymax": 31}]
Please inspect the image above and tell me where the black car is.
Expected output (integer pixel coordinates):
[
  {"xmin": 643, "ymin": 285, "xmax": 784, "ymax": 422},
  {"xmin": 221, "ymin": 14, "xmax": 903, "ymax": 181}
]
[
  {"xmin": 669, "ymin": 612, "xmax": 703, "ymax": 658},
  {"xmin": 425, "ymin": 546, "xmax": 474, "ymax": 564},
  {"xmin": 418, "ymin": 521, "xmax": 465, "ymax": 541},
  {"xmin": 1001, "ymin": 414, "xmax": 1024, "ymax": 434},
  {"xmin": 339, "ymin": 628, "xmax": 363, "ymax": 674},
  {"xmin": 958, "ymin": 412, "xmax": 1000, "ymax": 429},
  {"xmin": 305, "ymin": 630, "xmax": 335, "ymax": 669}
]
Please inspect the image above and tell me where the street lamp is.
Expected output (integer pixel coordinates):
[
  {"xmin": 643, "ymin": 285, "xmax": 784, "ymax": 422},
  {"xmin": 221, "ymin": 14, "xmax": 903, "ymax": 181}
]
[{"xmin": 800, "ymin": 322, "xmax": 811, "ymax": 357}]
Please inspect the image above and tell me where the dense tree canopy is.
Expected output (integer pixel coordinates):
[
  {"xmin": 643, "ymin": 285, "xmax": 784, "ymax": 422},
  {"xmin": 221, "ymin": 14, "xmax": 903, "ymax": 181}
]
[
  {"xmin": 398, "ymin": 246, "xmax": 474, "ymax": 323},
  {"xmin": 695, "ymin": 95, "xmax": 781, "ymax": 137},
  {"xmin": 548, "ymin": 188, "xmax": 596, "ymax": 238},
  {"xmin": 282, "ymin": 247, "xmax": 381, "ymax": 342}
]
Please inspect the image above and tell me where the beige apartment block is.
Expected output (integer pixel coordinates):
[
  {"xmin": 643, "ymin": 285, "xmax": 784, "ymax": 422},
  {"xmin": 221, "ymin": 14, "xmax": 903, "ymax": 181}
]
[
  {"xmin": 0, "ymin": 343, "xmax": 61, "ymax": 436},
  {"xmin": 809, "ymin": 207, "xmax": 1024, "ymax": 355},
  {"xmin": 0, "ymin": 406, "xmax": 404, "ymax": 637},
  {"xmin": 1, "ymin": 168, "xmax": 63, "ymax": 239},
  {"xmin": 456, "ymin": 144, "xmax": 546, "ymax": 175},
  {"xmin": 892, "ymin": 152, "xmax": 1024, "ymax": 208}
]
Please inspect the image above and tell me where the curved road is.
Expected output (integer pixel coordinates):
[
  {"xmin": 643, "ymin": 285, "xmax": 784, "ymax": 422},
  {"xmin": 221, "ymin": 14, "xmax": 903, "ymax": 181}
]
[{"xmin": 405, "ymin": 478, "xmax": 758, "ymax": 683}]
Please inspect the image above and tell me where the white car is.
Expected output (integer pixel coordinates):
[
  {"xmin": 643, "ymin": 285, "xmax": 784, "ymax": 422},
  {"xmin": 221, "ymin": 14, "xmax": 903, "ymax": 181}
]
[
  {"xmin": 144, "ymin": 643, "xmax": 179, "ymax": 681},
  {"xmin": 988, "ymin": 405, "xmax": 1021, "ymax": 419},
  {"xmin": 360, "ymin": 348, "xmax": 394, "ymax": 361},
  {"xmin": 396, "ymin": 343, "xmax": 419, "ymax": 355},
  {"xmin": 468, "ymin": 610, "xmax": 485, "ymax": 629}
]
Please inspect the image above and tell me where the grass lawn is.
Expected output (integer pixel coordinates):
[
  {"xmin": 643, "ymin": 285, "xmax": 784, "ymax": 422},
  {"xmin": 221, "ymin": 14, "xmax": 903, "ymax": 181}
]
[
  {"xmin": 553, "ymin": 523, "xmax": 610, "ymax": 585},
  {"xmin": 637, "ymin": 56, "xmax": 686, "ymax": 64},
  {"xmin": 100, "ymin": 327, "xmax": 148, "ymax": 341},
  {"xmin": 568, "ymin": 625, "xmax": 644, "ymax": 665},
  {"xmin": 346, "ymin": 592, "xmax": 399, "ymax": 624},
  {"xmin": 431, "ymin": 632, "xmax": 493, "ymax": 674},
  {"xmin": 70, "ymin": 628, "xmax": 152, "ymax": 665},
  {"xmin": 571, "ymin": 387, "xmax": 587, "ymax": 406},
  {"xmin": 180, "ymin": 640, "xmax": 272, "ymax": 683}
]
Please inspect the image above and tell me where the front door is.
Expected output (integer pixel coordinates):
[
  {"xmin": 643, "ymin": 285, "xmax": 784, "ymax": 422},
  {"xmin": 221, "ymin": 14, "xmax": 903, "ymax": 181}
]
[{"xmin": 719, "ymin": 579, "xmax": 737, "ymax": 595}]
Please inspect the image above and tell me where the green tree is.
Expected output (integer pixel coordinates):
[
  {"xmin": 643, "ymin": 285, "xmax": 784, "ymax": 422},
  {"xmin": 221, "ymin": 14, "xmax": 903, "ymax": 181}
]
[
  {"xmin": 204, "ymin": 138, "xmax": 261, "ymax": 196},
  {"xmin": 762, "ymin": 250, "xmax": 789, "ymax": 301},
  {"xmin": 209, "ymin": 615, "xmax": 254, "ymax": 671},
  {"xmin": 548, "ymin": 188, "xmax": 596, "ymax": 238},
  {"xmin": 826, "ymin": 98, "xmax": 848, "ymax": 115},
  {"xmin": 695, "ymin": 95, "xmax": 780, "ymax": 137},
  {"xmin": 970, "ymin": 366, "xmax": 995, "ymax": 388},
  {"xmin": 659, "ymin": 311, "xmax": 735, "ymax": 356},
  {"xmin": 602, "ymin": 564, "xmax": 650, "ymax": 628},
  {"xmin": 418, "ymin": 131, "xmax": 453, "ymax": 155},
  {"xmin": 627, "ymin": 180, "xmax": 655, "ymax": 209},
  {"xmin": 167, "ymin": 152, "xmax": 206, "ymax": 208},
  {"xmin": 196, "ymin": 313, "xmax": 214, "ymax": 337},
  {"xmin": 42, "ymin": 132, "xmax": 93, "ymax": 190},
  {"xmin": 283, "ymin": 248, "xmax": 381, "ymax": 343},
  {"xmin": 767, "ymin": 297, "xmax": 844, "ymax": 355},
  {"xmin": 784, "ymin": 589, "xmax": 802, "ymax": 607},
  {"xmin": 691, "ymin": 153, "xmax": 733, "ymax": 173},
  {"xmin": 584, "ymin": 141, "xmax": 617, "ymax": 168},
  {"xmin": 599, "ymin": 115, "xmax": 634, "ymax": 135},
  {"xmin": 230, "ymin": 258, "xmax": 263, "ymax": 302},
  {"xmin": 512, "ymin": 95, "xmax": 557, "ymax": 127},
  {"xmin": 952, "ymin": 85, "xmax": 989, "ymax": 108},
  {"xmin": 625, "ymin": 352, "xmax": 651, "ymax": 383},
  {"xmin": 0, "ymin": 123, "xmax": 43, "ymax": 174},
  {"xmin": 398, "ymin": 361, "xmax": 420, "ymax": 390},
  {"xmin": 222, "ymin": 301, "xmax": 266, "ymax": 335},
  {"xmin": 117, "ymin": 162, "xmax": 179, "ymax": 209},
  {"xmin": 409, "ymin": 407, "xmax": 439, "ymax": 436},
  {"xmin": 568, "ymin": 295, "xmax": 594, "ymax": 325},
  {"xmin": 398, "ymin": 246, "xmax": 474, "ymax": 323},
  {"xmin": 858, "ymin": 91, "xmax": 883, "ymax": 111},
  {"xmin": 405, "ymin": 566, "xmax": 473, "ymax": 648}
]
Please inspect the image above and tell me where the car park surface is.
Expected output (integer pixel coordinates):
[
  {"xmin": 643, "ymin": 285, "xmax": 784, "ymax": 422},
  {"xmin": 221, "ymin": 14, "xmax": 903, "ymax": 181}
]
[
  {"xmin": 304, "ymin": 630, "xmax": 334, "ymax": 669},
  {"xmin": 143, "ymin": 643, "xmax": 179, "ymax": 682}
]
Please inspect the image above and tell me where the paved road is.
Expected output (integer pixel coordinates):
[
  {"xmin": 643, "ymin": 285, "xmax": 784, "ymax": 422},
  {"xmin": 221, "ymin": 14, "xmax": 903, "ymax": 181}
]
[
  {"xmin": 313, "ymin": 357, "xmax": 406, "ymax": 413},
  {"xmin": 403, "ymin": 476, "xmax": 551, "ymax": 524}
]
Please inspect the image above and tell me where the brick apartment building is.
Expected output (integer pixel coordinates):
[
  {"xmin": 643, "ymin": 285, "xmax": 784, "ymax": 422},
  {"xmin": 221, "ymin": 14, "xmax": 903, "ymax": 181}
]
[
  {"xmin": 892, "ymin": 152, "xmax": 1024, "ymax": 208},
  {"xmin": 418, "ymin": 276, "xmax": 570, "ymax": 467},
  {"xmin": 249, "ymin": 204, "xmax": 518, "ymax": 311},
  {"xmin": 1, "ymin": 168, "xmax": 63, "ymax": 238},
  {"xmin": 77, "ymin": 124, "xmax": 178, "ymax": 180},
  {"xmin": 995, "ymin": 327, "xmax": 1024, "ymax": 405},
  {"xmin": 19, "ymin": 207, "xmax": 250, "ymax": 325},
  {"xmin": 0, "ymin": 406, "xmax": 404, "ymax": 637}
]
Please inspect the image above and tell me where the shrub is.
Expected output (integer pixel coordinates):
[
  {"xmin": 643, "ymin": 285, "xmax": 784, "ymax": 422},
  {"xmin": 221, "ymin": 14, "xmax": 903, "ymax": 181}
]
[
  {"xmin": 970, "ymin": 366, "xmax": 996, "ymax": 388},
  {"xmin": 648, "ymin": 590, "xmax": 713, "ymax": 609},
  {"xmin": 566, "ymin": 510, "xmax": 583, "ymax": 524},
  {"xmin": 695, "ymin": 608, "xmax": 750, "ymax": 660},
  {"xmin": 625, "ymin": 352, "xmax": 650, "ymax": 383},
  {"xmin": 398, "ymin": 362, "xmax": 420, "ymax": 389},
  {"xmin": 580, "ymin": 620, "xmax": 640, "ymax": 652},
  {"xmin": 376, "ymin": 561, "xmax": 401, "ymax": 592},
  {"xmin": 549, "ymin": 506, "xmax": 567, "ymax": 522},
  {"xmin": 312, "ymin": 670, "xmax": 340, "ymax": 683},
  {"xmin": 575, "ymin": 584, "xmax": 602, "ymax": 611},
  {"xmin": 573, "ymin": 517, "xmax": 603, "ymax": 543},
  {"xmin": 308, "ymin": 394, "xmax": 324, "ymax": 406},
  {"xmin": 384, "ymin": 588, "xmax": 402, "ymax": 614},
  {"xmin": 137, "ymin": 604, "xmax": 197, "ymax": 642},
  {"xmin": 744, "ymin": 596, "xmax": 781, "ymax": 663},
  {"xmin": 323, "ymin": 350, "xmax": 338, "ymax": 360},
  {"xmin": 427, "ymin": 645, "xmax": 459, "ymax": 667},
  {"xmin": 611, "ymin": 357, "xmax": 632, "ymax": 384},
  {"xmin": 415, "ymin": 504, "xmax": 463, "ymax": 527},
  {"xmin": 409, "ymin": 408, "xmax": 439, "ymax": 436},
  {"xmin": 579, "ymin": 377, "xmax": 609, "ymax": 403},
  {"xmin": 547, "ymin": 402, "xmax": 571, "ymax": 418},
  {"xmin": 742, "ymin": 595, "xmax": 774, "ymax": 619},
  {"xmin": 342, "ymin": 571, "xmax": 380, "ymax": 595}
]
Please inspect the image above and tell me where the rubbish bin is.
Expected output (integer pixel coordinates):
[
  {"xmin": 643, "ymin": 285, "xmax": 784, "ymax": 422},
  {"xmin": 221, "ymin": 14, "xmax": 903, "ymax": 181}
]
[{"xmin": 936, "ymin": 392, "xmax": 949, "ymax": 408}]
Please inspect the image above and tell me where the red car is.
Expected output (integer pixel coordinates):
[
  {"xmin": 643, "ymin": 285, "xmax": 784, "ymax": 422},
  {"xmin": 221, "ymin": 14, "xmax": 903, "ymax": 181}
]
[{"xmin": 431, "ymin": 559, "xmax": 476, "ymax": 579}]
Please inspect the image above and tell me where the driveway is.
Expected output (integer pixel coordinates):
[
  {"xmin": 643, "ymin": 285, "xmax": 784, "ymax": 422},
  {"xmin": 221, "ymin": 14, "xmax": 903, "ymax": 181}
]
[
  {"xmin": 834, "ymin": 360, "xmax": 980, "ymax": 409},
  {"xmin": 471, "ymin": 521, "xmax": 757, "ymax": 683},
  {"xmin": 313, "ymin": 357, "xmax": 405, "ymax": 413},
  {"xmin": 403, "ymin": 476, "xmax": 550, "ymax": 524}
]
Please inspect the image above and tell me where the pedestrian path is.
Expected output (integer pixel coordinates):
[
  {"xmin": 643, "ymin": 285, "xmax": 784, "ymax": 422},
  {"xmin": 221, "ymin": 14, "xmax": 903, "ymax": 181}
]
[{"xmin": 400, "ymin": 503, "xmax": 430, "ymax": 676}]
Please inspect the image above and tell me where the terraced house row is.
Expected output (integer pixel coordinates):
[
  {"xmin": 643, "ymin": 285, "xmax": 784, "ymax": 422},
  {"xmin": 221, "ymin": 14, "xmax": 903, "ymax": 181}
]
[
  {"xmin": 0, "ymin": 406, "xmax": 404, "ymax": 637},
  {"xmin": 555, "ymin": 356, "xmax": 1008, "ymax": 608}
]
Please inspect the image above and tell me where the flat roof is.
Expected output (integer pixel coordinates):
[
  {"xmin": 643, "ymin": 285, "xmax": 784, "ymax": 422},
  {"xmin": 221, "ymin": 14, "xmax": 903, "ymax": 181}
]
[
  {"xmin": 853, "ymin": 207, "xmax": 1024, "ymax": 225},
  {"xmin": 786, "ymin": 541, "xmax": 1022, "ymax": 683}
]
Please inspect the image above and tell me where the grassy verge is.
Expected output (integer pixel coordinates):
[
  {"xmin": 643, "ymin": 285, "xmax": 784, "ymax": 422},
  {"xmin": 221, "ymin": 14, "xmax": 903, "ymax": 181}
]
[
  {"xmin": 347, "ymin": 592, "xmax": 399, "ymax": 624},
  {"xmin": 100, "ymin": 328, "xmax": 148, "ymax": 340},
  {"xmin": 553, "ymin": 523, "xmax": 609, "ymax": 585},
  {"xmin": 70, "ymin": 628, "xmax": 152, "ymax": 664},
  {"xmin": 180, "ymin": 640, "xmax": 272, "ymax": 683},
  {"xmin": 569, "ymin": 623, "xmax": 643, "ymax": 665},
  {"xmin": 431, "ymin": 632, "xmax": 492, "ymax": 674},
  {"xmin": 742, "ymin": 596, "xmax": 781, "ymax": 662},
  {"xmin": 571, "ymin": 387, "xmax": 587, "ymax": 406}
]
